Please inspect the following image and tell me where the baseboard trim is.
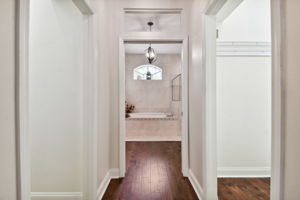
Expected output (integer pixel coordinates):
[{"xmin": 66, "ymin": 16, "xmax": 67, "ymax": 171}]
[
  {"xmin": 217, "ymin": 167, "xmax": 271, "ymax": 178},
  {"xmin": 96, "ymin": 168, "xmax": 120, "ymax": 200},
  {"xmin": 188, "ymin": 169, "xmax": 204, "ymax": 200},
  {"xmin": 31, "ymin": 192, "xmax": 82, "ymax": 199},
  {"xmin": 110, "ymin": 168, "xmax": 120, "ymax": 178},
  {"xmin": 126, "ymin": 137, "xmax": 181, "ymax": 142}
]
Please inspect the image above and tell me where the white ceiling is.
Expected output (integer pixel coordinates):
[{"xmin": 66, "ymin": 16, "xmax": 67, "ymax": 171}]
[{"xmin": 125, "ymin": 43, "xmax": 182, "ymax": 54}]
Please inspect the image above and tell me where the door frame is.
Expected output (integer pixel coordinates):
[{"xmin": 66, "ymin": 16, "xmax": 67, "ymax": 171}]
[
  {"xmin": 16, "ymin": 0, "xmax": 98, "ymax": 199},
  {"xmin": 203, "ymin": 0, "xmax": 285, "ymax": 199},
  {"xmin": 118, "ymin": 33, "xmax": 189, "ymax": 177}
]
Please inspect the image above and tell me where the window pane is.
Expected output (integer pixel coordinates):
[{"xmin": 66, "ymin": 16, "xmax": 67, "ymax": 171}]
[{"xmin": 133, "ymin": 65, "xmax": 162, "ymax": 80}]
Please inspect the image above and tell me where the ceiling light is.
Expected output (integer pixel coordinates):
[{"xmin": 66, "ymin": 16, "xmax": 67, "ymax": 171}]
[{"xmin": 145, "ymin": 22, "xmax": 157, "ymax": 64}]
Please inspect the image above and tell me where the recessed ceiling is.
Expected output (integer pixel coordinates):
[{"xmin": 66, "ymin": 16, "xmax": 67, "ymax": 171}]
[{"xmin": 125, "ymin": 43, "xmax": 182, "ymax": 54}]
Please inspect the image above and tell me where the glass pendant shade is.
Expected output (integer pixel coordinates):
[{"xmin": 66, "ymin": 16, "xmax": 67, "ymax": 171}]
[{"xmin": 145, "ymin": 46, "xmax": 157, "ymax": 64}]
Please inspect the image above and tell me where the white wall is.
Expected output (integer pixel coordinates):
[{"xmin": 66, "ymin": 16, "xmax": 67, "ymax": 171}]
[
  {"xmin": 283, "ymin": 0, "xmax": 300, "ymax": 199},
  {"xmin": 217, "ymin": 57, "xmax": 272, "ymax": 176},
  {"xmin": 188, "ymin": 0, "xmax": 212, "ymax": 197},
  {"xmin": 0, "ymin": 0, "xmax": 17, "ymax": 199},
  {"xmin": 217, "ymin": 0, "xmax": 271, "ymax": 42},
  {"xmin": 92, "ymin": 0, "xmax": 112, "ymax": 188},
  {"xmin": 125, "ymin": 54, "xmax": 181, "ymax": 113},
  {"xmin": 216, "ymin": 0, "xmax": 272, "ymax": 177},
  {"xmin": 29, "ymin": 0, "xmax": 84, "ymax": 193}
]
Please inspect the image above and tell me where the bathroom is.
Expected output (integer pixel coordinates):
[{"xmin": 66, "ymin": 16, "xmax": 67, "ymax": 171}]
[{"xmin": 125, "ymin": 42, "xmax": 183, "ymax": 141}]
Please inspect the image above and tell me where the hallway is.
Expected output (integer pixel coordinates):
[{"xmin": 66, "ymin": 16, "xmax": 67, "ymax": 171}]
[
  {"xmin": 103, "ymin": 142, "xmax": 198, "ymax": 200},
  {"xmin": 4, "ymin": 0, "xmax": 299, "ymax": 199}
]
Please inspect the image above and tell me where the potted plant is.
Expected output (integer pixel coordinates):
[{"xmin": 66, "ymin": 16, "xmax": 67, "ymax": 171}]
[{"xmin": 125, "ymin": 101, "xmax": 135, "ymax": 118}]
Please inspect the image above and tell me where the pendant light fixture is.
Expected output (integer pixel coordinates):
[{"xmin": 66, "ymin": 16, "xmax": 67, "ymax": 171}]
[
  {"xmin": 146, "ymin": 71, "xmax": 152, "ymax": 80},
  {"xmin": 145, "ymin": 22, "xmax": 157, "ymax": 64}
]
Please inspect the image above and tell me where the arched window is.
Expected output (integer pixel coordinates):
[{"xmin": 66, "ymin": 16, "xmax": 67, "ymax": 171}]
[{"xmin": 133, "ymin": 65, "xmax": 162, "ymax": 80}]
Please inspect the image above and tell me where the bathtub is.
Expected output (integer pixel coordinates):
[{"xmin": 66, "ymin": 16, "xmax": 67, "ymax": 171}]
[
  {"xmin": 128, "ymin": 112, "xmax": 172, "ymax": 119},
  {"xmin": 126, "ymin": 112, "xmax": 181, "ymax": 140}
]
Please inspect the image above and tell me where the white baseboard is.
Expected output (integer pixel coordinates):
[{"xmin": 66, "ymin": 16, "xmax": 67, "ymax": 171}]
[
  {"xmin": 31, "ymin": 192, "xmax": 82, "ymax": 199},
  {"xmin": 126, "ymin": 136, "xmax": 181, "ymax": 142},
  {"xmin": 188, "ymin": 169, "xmax": 204, "ymax": 200},
  {"xmin": 217, "ymin": 167, "xmax": 271, "ymax": 178},
  {"xmin": 110, "ymin": 168, "xmax": 120, "ymax": 178},
  {"xmin": 97, "ymin": 168, "xmax": 120, "ymax": 200}
]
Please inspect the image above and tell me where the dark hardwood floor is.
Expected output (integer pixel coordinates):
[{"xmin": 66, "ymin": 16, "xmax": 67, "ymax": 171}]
[
  {"xmin": 218, "ymin": 178, "xmax": 270, "ymax": 200},
  {"xmin": 102, "ymin": 141, "xmax": 270, "ymax": 200},
  {"xmin": 102, "ymin": 142, "xmax": 198, "ymax": 200}
]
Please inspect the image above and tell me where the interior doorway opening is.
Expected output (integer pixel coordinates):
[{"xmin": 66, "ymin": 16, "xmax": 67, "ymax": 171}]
[
  {"xmin": 17, "ymin": 0, "xmax": 97, "ymax": 199},
  {"xmin": 124, "ymin": 42, "xmax": 185, "ymax": 196},
  {"xmin": 217, "ymin": 2, "xmax": 272, "ymax": 200},
  {"xmin": 204, "ymin": 0, "xmax": 283, "ymax": 199},
  {"xmin": 118, "ymin": 37, "xmax": 189, "ymax": 178},
  {"xmin": 107, "ymin": 37, "xmax": 192, "ymax": 199},
  {"xmin": 124, "ymin": 42, "xmax": 183, "ymax": 142}
]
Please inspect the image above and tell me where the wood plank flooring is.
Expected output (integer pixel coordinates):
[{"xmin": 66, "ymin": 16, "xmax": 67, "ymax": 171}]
[
  {"xmin": 218, "ymin": 178, "xmax": 270, "ymax": 200},
  {"xmin": 102, "ymin": 141, "xmax": 270, "ymax": 200},
  {"xmin": 102, "ymin": 142, "xmax": 198, "ymax": 200}
]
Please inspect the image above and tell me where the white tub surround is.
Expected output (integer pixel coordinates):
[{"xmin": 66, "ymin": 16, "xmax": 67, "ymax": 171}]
[
  {"xmin": 128, "ymin": 112, "xmax": 173, "ymax": 119},
  {"xmin": 126, "ymin": 113, "xmax": 181, "ymax": 141}
]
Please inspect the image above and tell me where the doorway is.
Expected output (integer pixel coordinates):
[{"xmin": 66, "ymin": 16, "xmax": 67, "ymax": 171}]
[
  {"xmin": 124, "ymin": 42, "xmax": 183, "ymax": 142},
  {"xmin": 109, "ymin": 36, "xmax": 191, "ymax": 199},
  {"xmin": 203, "ymin": 0, "xmax": 283, "ymax": 199},
  {"xmin": 17, "ymin": 0, "xmax": 97, "ymax": 199},
  {"xmin": 118, "ymin": 37, "xmax": 189, "ymax": 178}
]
